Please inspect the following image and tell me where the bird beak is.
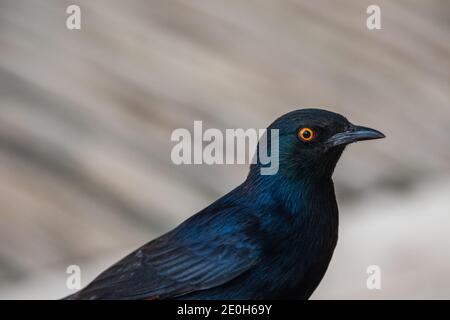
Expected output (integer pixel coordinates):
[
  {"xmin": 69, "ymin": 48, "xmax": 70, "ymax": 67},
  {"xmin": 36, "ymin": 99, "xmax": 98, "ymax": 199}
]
[{"xmin": 327, "ymin": 125, "xmax": 385, "ymax": 147}]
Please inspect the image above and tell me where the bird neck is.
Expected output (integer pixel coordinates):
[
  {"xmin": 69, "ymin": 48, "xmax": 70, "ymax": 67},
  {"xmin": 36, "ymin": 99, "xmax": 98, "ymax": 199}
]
[{"xmin": 244, "ymin": 170, "xmax": 335, "ymax": 217}]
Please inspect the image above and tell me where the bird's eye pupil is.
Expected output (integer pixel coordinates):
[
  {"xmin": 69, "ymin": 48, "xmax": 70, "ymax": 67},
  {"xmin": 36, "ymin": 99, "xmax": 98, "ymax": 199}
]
[{"xmin": 298, "ymin": 128, "xmax": 315, "ymax": 142}]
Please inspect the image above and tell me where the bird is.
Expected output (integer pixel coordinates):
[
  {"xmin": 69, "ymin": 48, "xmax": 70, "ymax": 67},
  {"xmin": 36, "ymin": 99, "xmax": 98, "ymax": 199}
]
[{"xmin": 65, "ymin": 108, "xmax": 385, "ymax": 300}]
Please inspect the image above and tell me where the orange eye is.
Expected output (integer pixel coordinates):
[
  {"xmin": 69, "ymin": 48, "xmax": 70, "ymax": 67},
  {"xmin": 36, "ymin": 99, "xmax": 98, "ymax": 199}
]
[{"xmin": 298, "ymin": 127, "xmax": 315, "ymax": 142}]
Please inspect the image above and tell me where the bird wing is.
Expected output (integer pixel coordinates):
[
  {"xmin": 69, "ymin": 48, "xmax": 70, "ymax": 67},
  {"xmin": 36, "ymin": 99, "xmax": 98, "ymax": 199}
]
[{"xmin": 70, "ymin": 208, "xmax": 261, "ymax": 300}]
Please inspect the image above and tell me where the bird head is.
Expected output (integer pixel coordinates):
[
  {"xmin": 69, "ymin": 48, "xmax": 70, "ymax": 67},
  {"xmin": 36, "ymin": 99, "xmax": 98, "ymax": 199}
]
[{"xmin": 252, "ymin": 108, "xmax": 385, "ymax": 180}]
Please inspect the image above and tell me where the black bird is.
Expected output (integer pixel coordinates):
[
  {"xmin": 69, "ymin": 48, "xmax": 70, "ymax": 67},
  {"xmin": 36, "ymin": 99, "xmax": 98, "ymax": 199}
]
[{"xmin": 66, "ymin": 108, "xmax": 384, "ymax": 300}]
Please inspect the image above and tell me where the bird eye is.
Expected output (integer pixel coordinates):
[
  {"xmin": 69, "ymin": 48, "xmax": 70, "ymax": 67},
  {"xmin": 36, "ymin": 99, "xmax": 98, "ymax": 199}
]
[{"xmin": 298, "ymin": 127, "xmax": 315, "ymax": 142}]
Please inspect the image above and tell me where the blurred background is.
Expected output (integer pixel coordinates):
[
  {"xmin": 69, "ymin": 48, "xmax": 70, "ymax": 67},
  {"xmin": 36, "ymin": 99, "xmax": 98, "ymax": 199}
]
[{"xmin": 0, "ymin": 0, "xmax": 449, "ymax": 299}]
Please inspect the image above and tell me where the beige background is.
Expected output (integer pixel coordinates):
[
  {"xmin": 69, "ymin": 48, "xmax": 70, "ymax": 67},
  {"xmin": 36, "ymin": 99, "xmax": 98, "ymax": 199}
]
[{"xmin": 0, "ymin": 0, "xmax": 449, "ymax": 299}]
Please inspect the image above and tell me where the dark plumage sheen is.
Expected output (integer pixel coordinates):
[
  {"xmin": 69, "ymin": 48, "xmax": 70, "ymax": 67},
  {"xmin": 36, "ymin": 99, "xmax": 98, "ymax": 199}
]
[{"xmin": 65, "ymin": 108, "xmax": 384, "ymax": 300}]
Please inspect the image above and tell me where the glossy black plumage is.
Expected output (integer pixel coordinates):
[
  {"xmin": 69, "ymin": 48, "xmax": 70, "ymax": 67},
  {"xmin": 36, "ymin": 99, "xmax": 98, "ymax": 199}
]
[{"xmin": 66, "ymin": 108, "xmax": 384, "ymax": 300}]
